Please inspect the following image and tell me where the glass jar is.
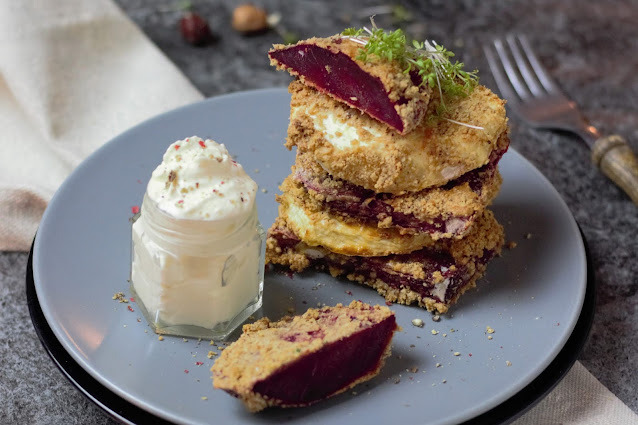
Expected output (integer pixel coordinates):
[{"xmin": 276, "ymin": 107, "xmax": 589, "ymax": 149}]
[{"xmin": 130, "ymin": 193, "xmax": 265, "ymax": 340}]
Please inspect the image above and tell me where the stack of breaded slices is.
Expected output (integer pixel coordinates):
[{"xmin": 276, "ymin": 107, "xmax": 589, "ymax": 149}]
[{"xmin": 266, "ymin": 35, "xmax": 508, "ymax": 314}]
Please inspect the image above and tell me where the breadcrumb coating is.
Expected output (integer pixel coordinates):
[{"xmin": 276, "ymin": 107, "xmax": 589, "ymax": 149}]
[
  {"xmin": 266, "ymin": 210, "xmax": 505, "ymax": 313},
  {"xmin": 286, "ymin": 80, "xmax": 508, "ymax": 194},
  {"xmin": 293, "ymin": 145, "xmax": 505, "ymax": 238}
]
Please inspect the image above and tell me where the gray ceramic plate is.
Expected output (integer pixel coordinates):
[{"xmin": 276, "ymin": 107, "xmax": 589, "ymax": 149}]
[{"xmin": 33, "ymin": 88, "xmax": 587, "ymax": 425}]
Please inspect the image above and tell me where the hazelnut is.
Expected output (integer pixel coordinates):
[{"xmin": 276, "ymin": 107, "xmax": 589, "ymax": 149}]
[{"xmin": 232, "ymin": 4, "xmax": 268, "ymax": 33}]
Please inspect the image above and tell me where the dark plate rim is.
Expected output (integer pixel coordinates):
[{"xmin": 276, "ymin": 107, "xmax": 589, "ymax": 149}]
[{"xmin": 26, "ymin": 228, "xmax": 595, "ymax": 425}]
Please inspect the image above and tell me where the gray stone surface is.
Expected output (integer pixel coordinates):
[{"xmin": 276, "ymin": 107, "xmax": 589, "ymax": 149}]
[{"xmin": 1, "ymin": 0, "xmax": 637, "ymax": 423}]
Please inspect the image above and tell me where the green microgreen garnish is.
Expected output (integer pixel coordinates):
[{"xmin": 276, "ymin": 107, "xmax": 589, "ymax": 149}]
[{"xmin": 342, "ymin": 19, "xmax": 479, "ymax": 116}]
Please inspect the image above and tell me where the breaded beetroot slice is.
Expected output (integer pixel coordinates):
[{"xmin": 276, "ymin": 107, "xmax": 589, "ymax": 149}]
[
  {"xmin": 291, "ymin": 140, "xmax": 507, "ymax": 239},
  {"xmin": 269, "ymin": 36, "xmax": 430, "ymax": 134},
  {"xmin": 211, "ymin": 301, "xmax": 399, "ymax": 412},
  {"xmin": 266, "ymin": 209, "xmax": 504, "ymax": 314}
]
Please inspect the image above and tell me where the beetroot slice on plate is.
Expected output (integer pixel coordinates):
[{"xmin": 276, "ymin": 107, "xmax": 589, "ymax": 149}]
[
  {"xmin": 252, "ymin": 312, "xmax": 396, "ymax": 407},
  {"xmin": 269, "ymin": 36, "xmax": 430, "ymax": 134},
  {"xmin": 211, "ymin": 301, "xmax": 398, "ymax": 412}
]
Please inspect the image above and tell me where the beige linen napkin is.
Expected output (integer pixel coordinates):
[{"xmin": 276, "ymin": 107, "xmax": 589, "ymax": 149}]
[
  {"xmin": 1, "ymin": 1, "xmax": 636, "ymax": 424},
  {"xmin": 514, "ymin": 362, "xmax": 638, "ymax": 424},
  {"xmin": 0, "ymin": 0, "xmax": 202, "ymax": 251}
]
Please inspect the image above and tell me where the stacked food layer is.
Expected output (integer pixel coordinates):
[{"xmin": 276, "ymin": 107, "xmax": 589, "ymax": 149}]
[{"xmin": 266, "ymin": 34, "xmax": 508, "ymax": 313}]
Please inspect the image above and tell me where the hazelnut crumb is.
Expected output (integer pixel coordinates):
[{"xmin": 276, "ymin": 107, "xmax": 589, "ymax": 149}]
[
  {"xmin": 507, "ymin": 241, "xmax": 518, "ymax": 249},
  {"xmin": 112, "ymin": 292, "xmax": 129, "ymax": 303},
  {"xmin": 506, "ymin": 361, "xmax": 512, "ymax": 367},
  {"xmin": 486, "ymin": 326, "xmax": 495, "ymax": 334},
  {"xmin": 201, "ymin": 396, "xmax": 208, "ymax": 401},
  {"xmin": 158, "ymin": 336, "xmax": 164, "ymax": 341},
  {"xmin": 454, "ymin": 352, "xmax": 461, "ymax": 356},
  {"xmin": 411, "ymin": 318, "xmax": 424, "ymax": 328},
  {"xmin": 432, "ymin": 314, "xmax": 441, "ymax": 322},
  {"xmin": 431, "ymin": 329, "xmax": 439, "ymax": 335}
]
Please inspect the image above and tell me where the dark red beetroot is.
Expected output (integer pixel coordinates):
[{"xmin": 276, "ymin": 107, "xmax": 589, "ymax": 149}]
[
  {"xmin": 253, "ymin": 315, "xmax": 396, "ymax": 405},
  {"xmin": 294, "ymin": 145, "xmax": 507, "ymax": 236},
  {"xmin": 269, "ymin": 39, "xmax": 429, "ymax": 134},
  {"xmin": 296, "ymin": 167, "xmax": 471, "ymax": 235},
  {"xmin": 268, "ymin": 226, "xmax": 498, "ymax": 304},
  {"xmin": 356, "ymin": 248, "xmax": 497, "ymax": 303}
]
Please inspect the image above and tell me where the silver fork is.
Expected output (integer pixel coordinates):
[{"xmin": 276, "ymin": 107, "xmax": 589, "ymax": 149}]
[{"xmin": 484, "ymin": 34, "xmax": 638, "ymax": 206}]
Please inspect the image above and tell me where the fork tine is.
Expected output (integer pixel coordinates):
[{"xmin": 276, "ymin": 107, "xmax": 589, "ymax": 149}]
[
  {"xmin": 483, "ymin": 43, "xmax": 519, "ymax": 103},
  {"xmin": 506, "ymin": 34, "xmax": 544, "ymax": 97},
  {"xmin": 493, "ymin": 38, "xmax": 532, "ymax": 100},
  {"xmin": 517, "ymin": 35, "xmax": 559, "ymax": 93}
]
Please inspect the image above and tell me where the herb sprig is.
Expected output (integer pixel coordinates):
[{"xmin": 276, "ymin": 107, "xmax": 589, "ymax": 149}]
[{"xmin": 342, "ymin": 20, "xmax": 479, "ymax": 114}]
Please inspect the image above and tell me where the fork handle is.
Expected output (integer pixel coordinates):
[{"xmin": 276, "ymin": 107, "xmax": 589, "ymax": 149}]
[{"xmin": 591, "ymin": 134, "xmax": 638, "ymax": 206}]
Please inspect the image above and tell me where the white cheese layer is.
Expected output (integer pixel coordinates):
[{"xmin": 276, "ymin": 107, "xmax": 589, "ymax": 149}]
[{"xmin": 292, "ymin": 105, "xmax": 382, "ymax": 150}]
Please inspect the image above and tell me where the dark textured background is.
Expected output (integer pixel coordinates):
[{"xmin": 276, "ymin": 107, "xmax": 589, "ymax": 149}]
[{"xmin": 1, "ymin": 0, "xmax": 637, "ymax": 423}]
